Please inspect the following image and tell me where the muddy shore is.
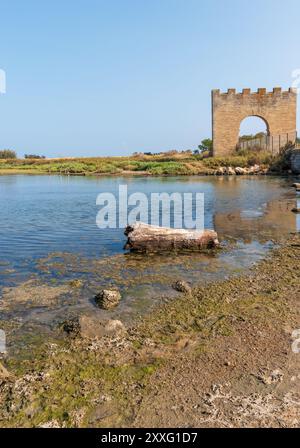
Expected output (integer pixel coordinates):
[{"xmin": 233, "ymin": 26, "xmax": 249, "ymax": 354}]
[{"xmin": 0, "ymin": 233, "xmax": 299, "ymax": 428}]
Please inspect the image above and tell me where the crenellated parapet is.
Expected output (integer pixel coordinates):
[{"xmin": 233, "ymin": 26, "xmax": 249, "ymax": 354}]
[{"xmin": 212, "ymin": 87, "xmax": 297, "ymax": 98}]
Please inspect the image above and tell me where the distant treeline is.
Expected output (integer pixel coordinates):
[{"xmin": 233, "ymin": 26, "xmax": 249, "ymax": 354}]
[
  {"xmin": 24, "ymin": 154, "xmax": 46, "ymax": 159},
  {"xmin": 239, "ymin": 132, "xmax": 267, "ymax": 142},
  {"xmin": 133, "ymin": 139, "xmax": 213, "ymax": 157},
  {"xmin": 0, "ymin": 150, "xmax": 45, "ymax": 159}
]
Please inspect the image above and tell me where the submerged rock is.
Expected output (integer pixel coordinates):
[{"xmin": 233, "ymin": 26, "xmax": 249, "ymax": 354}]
[
  {"xmin": 61, "ymin": 315, "xmax": 126, "ymax": 339},
  {"xmin": 61, "ymin": 317, "xmax": 81, "ymax": 337},
  {"xmin": 94, "ymin": 289, "xmax": 121, "ymax": 310},
  {"xmin": 79, "ymin": 316, "xmax": 126, "ymax": 339},
  {"xmin": 0, "ymin": 280, "xmax": 69, "ymax": 311},
  {"xmin": 172, "ymin": 280, "xmax": 192, "ymax": 294},
  {"xmin": 69, "ymin": 279, "xmax": 83, "ymax": 288}
]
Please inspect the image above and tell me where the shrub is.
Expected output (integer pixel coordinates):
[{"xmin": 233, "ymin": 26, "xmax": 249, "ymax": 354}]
[{"xmin": 0, "ymin": 149, "xmax": 17, "ymax": 159}]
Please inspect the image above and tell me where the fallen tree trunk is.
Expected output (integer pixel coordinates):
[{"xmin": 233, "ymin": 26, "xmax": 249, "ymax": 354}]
[{"xmin": 124, "ymin": 222, "xmax": 219, "ymax": 252}]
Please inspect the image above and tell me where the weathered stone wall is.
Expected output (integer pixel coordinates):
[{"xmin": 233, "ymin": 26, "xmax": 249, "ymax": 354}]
[{"xmin": 212, "ymin": 88, "xmax": 297, "ymax": 156}]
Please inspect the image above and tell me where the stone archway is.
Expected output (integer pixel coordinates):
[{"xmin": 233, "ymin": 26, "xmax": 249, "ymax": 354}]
[
  {"xmin": 238, "ymin": 115, "xmax": 270, "ymax": 151},
  {"xmin": 211, "ymin": 88, "xmax": 297, "ymax": 156},
  {"xmin": 239, "ymin": 115, "xmax": 270, "ymax": 136}
]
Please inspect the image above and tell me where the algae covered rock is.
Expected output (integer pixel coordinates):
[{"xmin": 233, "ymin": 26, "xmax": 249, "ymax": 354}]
[
  {"xmin": 172, "ymin": 280, "xmax": 192, "ymax": 294},
  {"xmin": 79, "ymin": 316, "xmax": 126, "ymax": 339},
  {"xmin": 94, "ymin": 289, "xmax": 121, "ymax": 310},
  {"xmin": 60, "ymin": 317, "xmax": 81, "ymax": 337},
  {"xmin": 61, "ymin": 315, "xmax": 126, "ymax": 339}
]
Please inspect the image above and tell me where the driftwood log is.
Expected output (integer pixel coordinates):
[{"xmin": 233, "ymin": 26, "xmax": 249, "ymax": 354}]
[{"xmin": 124, "ymin": 222, "xmax": 219, "ymax": 252}]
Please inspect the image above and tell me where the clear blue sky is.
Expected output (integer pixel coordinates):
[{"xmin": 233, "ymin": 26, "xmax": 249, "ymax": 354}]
[{"xmin": 0, "ymin": 0, "xmax": 300, "ymax": 157}]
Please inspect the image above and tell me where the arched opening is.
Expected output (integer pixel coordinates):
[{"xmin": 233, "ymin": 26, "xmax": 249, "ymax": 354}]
[{"xmin": 238, "ymin": 116, "xmax": 269, "ymax": 152}]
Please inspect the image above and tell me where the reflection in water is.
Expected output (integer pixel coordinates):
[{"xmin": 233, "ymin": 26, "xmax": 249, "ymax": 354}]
[
  {"xmin": 211, "ymin": 176, "xmax": 298, "ymax": 240},
  {"xmin": 214, "ymin": 197, "xmax": 297, "ymax": 242}
]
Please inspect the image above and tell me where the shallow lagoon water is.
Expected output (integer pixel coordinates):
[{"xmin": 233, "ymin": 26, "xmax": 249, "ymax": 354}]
[
  {"xmin": 0, "ymin": 174, "xmax": 299, "ymax": 347},
  {"xmin": 0, "ymin": 174, "xmax": 298, "ymax": 267}
]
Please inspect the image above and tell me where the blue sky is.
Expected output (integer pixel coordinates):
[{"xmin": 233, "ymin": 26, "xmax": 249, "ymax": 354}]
[{"xmin": 0, "ymin": 0, "xmax": 300, "ymax": 157}]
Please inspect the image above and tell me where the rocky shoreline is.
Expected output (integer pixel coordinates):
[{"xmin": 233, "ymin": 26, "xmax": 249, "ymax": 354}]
[
  {"xmin": 213, "ymin": 164, "xmax": 267, "ymax": 175},
  {"xmin": 0, "ymin": 233, "xmax": 299, "ymax": 427}
]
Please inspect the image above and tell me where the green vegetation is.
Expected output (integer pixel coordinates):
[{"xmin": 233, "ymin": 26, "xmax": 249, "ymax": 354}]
[
  {"xmin": 202, "ymin": 149, "xmax": 275, "ymax": 168},
  {"xmin": 0, "ymin": 148, "xmax": 286, "ymax": 176},
  {"xmin": 197, "ymin": 138, "xmax": 213, "ymax": 153}
]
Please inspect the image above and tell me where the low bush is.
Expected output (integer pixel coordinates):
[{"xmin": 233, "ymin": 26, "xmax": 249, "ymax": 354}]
[{"xmin": 0, "ymin": 149, "xmax": 17, "ymax": 159}]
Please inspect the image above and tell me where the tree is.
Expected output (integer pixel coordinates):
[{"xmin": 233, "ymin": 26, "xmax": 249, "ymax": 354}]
[
  {"xmin": 254, "ymin": 132, "xmax": 267, "ymax": 139},
  {"xmin": 0, "ymin": 149, "xmax": 17, "ymax": 159},
  {"xmin": 198, "ymin": 138, "xmax": 212, "ymax": 153},
  {"xmin": 24, "ymin": 154, "xmax": 45, "ymax": 159}
]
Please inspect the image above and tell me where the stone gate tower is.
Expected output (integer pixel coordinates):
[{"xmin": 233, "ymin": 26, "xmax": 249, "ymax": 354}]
[{"xmin": 211, "ymin": 87, "xmax": 297, "ymax": 156}]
